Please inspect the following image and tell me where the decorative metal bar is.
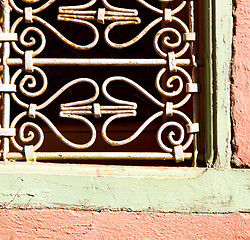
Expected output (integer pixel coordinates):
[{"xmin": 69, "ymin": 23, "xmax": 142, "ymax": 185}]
[
  {"xmin": 1, "ymin": 0, "xmax": 11, "ymax": 161},
  {"xmin": 0, "ymin": 0, "xmax": 200, "ymax": 164},
  {"xmin": 3, "ymin": 152, "xmax": 193, "ymax": 162},
  {"xmin": 5, "ymin": 58, "xmax": 192, "ymax": 66}
]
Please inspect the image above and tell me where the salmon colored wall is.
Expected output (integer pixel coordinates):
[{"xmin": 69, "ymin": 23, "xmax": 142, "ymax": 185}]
[
  {"xmin": 0, "ymin": 210, "xmax": 249, "ymax": 240},
  {"xmin": 0, "ymin": 0, "xmax": 249, "ymax": 239},
  {"xmin": 232, "ymin": 0, "xmax": 250, "ymax": 166}
]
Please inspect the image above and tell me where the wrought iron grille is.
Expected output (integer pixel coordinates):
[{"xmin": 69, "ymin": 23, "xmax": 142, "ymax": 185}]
[{"xmin": 0, "ymin": 0, "xmax": 201, "ymax": 164}]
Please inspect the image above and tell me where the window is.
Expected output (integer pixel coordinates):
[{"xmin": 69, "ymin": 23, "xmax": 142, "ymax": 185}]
[
  {"xmin": 1, "ymin": 0, "xmax": 203, "ymax": 166},
  {"xmin": 1, "ymin": 0, "xmax": 247, "ymax": 213}
]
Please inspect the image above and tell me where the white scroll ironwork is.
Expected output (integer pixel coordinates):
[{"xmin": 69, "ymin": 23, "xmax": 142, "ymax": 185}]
[{"xmin": 0, "ymin": 0, "xmax": 200, "ymax": 163}]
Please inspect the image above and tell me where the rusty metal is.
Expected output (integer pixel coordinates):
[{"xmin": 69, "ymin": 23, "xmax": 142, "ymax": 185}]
[
  {"xmin": 3, "ymin": 152, "xmax": 193, "ymax": 161},
  {"xmin": 0, "ymin": 0, "xmax": 200, "ymax": 163}
]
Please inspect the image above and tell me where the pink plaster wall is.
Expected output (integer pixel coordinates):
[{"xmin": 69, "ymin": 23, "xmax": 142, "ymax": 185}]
[
  {"xmin": 0, "ymin": 210, "xmax": 249, "ymax": 239},
  {"xmin": 0, "ymin": 1, "xmax": 249, "ymax": 239},
  {"xmin": 232, "ymin": 0, "xmax": 250, "ymax": 166}
]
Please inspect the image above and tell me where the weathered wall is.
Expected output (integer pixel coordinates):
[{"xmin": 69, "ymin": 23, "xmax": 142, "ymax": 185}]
[
  {"xmin": 0, "ymin": 0, "xmax": 249, "ymax": 239},
  {"xmin": 0, "ymin": 210, "xmax": 249, "ymax": 240},
  {"xmin": 232, "ymin": 0, "xmax": 250, "ymax": 166}
]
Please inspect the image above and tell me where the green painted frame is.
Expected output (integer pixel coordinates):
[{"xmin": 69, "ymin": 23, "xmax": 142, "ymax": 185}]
[
  {"xmin": 0, "ymin": 0, "xmax": 249, "ymax": 212},
  {"xmin": 204, "ymin": 0, "xmax": 232, "ymax": 168}
]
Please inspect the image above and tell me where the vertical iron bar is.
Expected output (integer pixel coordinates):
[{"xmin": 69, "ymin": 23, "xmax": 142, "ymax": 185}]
[
  {"xmin": 188, "ymin": 0, "xmax": 199, "ymax": 166},
  {"xmin": 2, "ymin": 0, "xmax": 10, "ymax": 161}
]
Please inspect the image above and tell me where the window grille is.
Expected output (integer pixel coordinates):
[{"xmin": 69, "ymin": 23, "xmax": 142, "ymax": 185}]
[{"xmin": 0, "ymin": 0, "xmax": 202, "ymax": 165}]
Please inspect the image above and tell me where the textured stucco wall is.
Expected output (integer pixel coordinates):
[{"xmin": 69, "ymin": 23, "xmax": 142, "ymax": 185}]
[
  {"xmin": 0, "ymin": 0, "xmax": 249, "ymax": 239},
  {"xmin": 232, "ymin": 0, "xmax": 250, "ymax": 166},
  {"xmin": 0, "ymin": 210, "xmax": 249, "ymax": 240}
]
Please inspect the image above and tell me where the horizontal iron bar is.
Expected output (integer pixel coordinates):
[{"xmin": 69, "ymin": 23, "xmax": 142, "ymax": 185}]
[
  {"xmin": 5, "ymin": 58, "xmax": 194, "ymax": 66},
  {"xmin": 4, "ymin": 152, "xmax": 193, "ymax": 161}
]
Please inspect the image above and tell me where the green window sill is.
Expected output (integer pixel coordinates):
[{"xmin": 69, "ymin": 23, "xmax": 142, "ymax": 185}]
[{"xmin": 0, "ymin": 163, "xmax": 249, "ymax": 212}]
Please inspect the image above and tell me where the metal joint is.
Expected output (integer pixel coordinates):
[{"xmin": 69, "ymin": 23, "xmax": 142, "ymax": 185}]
[
  {"xmin": 0, "ymin": 128, "xmax": 16, "ymax": 137},
  {"xmin": 93, "ymin": 103, "xmax": 102, "ymax": 118},
  {"xmin": 186, "ymin": 123, "xmax": 199, "ymax": 133},
  {"xmin": 183, "ymin": 32, "xmax": 196, "ymax": 41},
  {"xmin": 24, "ymin": 145, "xmax": 36, "ymax": 162},
  {"xmin": 97, "ymin": 8, "xmax": 105, "ymax": 24},
  {"xmin": 0, "ymin": 84, "xmax": 17, "ymax": 93},
  {"xmin": 24, "ymin": 7, "xmax": 33, "ymax": 23},
  {"xmin": 163, "ymin": 9, "xmax": 172, "ymax": 22},
  {"xmin": 165, "ymin": 102, "xmax": 173, "ymax": 117},
  {"xmin": 0, "ymin": 33, "xmax": 18, "ymax": 42},
  {"xmin": 174, "ymin": 145, "xmax": 184, "ymax": 163},
  {"xmin": 168, "ymin": 52, "xmax": 177, "ymax": 72},
  {"xmin": 186, "ymin": 83, "xmax": 199, "ymax": 93},
  {"xmin": 28, "ymin": 104, "xmax": 37, "ymax": 119},
  {"xmin": 25, "ymin": 50, "xmax": 34, "ymax": 72}
]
